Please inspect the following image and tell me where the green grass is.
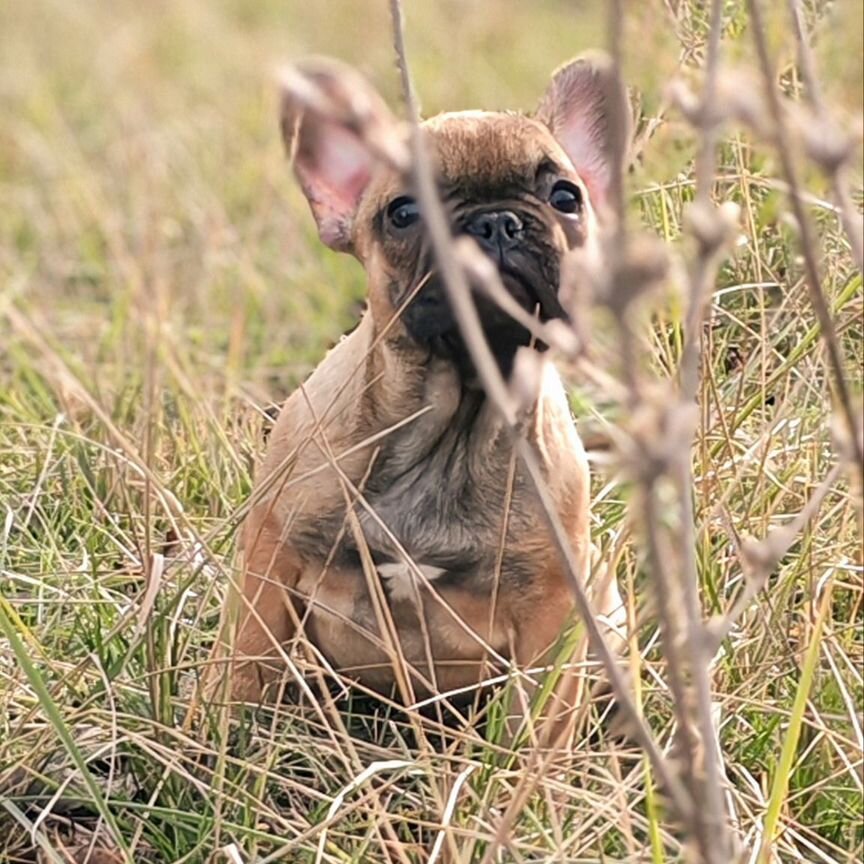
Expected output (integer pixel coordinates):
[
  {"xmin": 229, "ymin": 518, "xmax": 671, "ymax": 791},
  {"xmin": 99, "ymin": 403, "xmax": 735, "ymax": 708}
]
[{"xmin": 1, "ymin": 1, "xmax": 862, "ymax": 862}]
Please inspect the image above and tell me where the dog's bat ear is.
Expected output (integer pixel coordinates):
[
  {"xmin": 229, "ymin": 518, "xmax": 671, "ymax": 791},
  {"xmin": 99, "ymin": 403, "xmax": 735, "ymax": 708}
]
[
  {"xmin": 536, "ymin": 54, "xmax": 631, "ymax": 214},
  {"xmin": 279, "ymin": 58, "xmax": 407, "ymax": 253}
]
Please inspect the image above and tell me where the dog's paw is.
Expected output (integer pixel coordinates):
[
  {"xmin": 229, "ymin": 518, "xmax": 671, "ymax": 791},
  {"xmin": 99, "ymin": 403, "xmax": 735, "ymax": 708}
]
[{"xmin": 377, "ymin": 562, "xmax": 446, "ymax": 603}]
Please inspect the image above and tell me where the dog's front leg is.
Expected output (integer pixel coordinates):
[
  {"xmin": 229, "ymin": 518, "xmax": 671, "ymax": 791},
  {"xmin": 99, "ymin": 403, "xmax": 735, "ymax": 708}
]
[{"xmin": 230, "ymin": 503, "xmax": 302, "ymax": 703}]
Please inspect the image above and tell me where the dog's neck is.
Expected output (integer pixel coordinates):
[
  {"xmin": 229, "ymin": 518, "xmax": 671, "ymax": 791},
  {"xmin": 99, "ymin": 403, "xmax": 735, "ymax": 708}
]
[
  {"xmin": 289, "ymin": 313, "xmax": 572, "ymax": 570},
  {"xmin": 370, "ymin": 314, "xmax": 502, "ymax": 395},
  {"xmin": 347, "ymin": 321, "xmax": 516, "ymax": 567},
  {"xmin": 357, "ymin": 314, "xmax": 516, "ymax": 476}
]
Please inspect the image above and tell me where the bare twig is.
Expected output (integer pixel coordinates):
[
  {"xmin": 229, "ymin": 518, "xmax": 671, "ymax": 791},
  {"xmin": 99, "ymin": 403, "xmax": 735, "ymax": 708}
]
[
  {"xmin": 787, "ymin": 0, "xmax": 864, "ymax": 272},
  {"xmin": 667, "ymin": 1, "xmax": 736, "ymax": 860},
  {"xmin": 706, "ymin": 463, "xmax": 843, "ymax": 651},
  {"xmin": 601, "ymin": 2, "xmax": 737, "ymax": 860},
  {"xmin": 747, "ymin": 0, "xmax": 863, "ymax": 474},
  {"xmin": 388, "ymin": 0, "xmax": 693, "ymax": 824},
  {"xmin": 605, "ymin": 0, "xmax": 629, "ymax": 229}
]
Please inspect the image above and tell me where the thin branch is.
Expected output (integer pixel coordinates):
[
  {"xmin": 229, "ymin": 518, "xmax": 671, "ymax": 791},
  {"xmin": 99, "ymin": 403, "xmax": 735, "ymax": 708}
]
[
  {"xmin": 747, "ymin": 0, "xmax": 863, "ymax": 474},
  {"xmin": 788, "ymin": 0, "xmax": 864, "ymax": 272},
  {"xmin": 706, "ymin": 463, "xmax": 843, "ymax": 651},
  {"xmin": 671, "ymin": 2, "xmax": 735, "ymax": 861},
  {"xmin": 605, "ymin": 0, "xmax": 629, "ymax": 230},
  {"xmin": 388, "ymin": 0, "xmax": 693, "ymax": 824}
]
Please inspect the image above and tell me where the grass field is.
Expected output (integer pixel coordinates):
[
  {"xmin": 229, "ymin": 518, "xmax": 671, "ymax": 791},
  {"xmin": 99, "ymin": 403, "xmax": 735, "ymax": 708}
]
[{"xmin": 1, "ymin": 1, "xmax": 862, "ymax": 862}]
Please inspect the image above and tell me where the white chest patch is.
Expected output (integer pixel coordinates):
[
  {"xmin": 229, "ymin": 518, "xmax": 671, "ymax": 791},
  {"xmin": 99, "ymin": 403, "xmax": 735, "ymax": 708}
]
[{"xmin": 376, "ymin": 562, "xmax": 447, "ymax": 604}]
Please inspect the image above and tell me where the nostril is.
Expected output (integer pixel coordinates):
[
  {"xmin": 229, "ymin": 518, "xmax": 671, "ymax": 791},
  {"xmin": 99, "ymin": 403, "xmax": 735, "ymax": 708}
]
[
  {"xmin": 500, "ymin": 212, "xmax": 523, "ymax": 240},
  {"xmin": 466, "ymin": 211, "xmax": 523, "ymax": 247},
  {"xmin": 472, "ymin": 215, "xmax": 495, "ymax": 240}
]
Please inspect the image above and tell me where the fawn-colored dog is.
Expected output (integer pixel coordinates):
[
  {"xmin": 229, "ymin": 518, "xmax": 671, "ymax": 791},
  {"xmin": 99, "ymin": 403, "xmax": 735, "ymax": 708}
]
[{"xmin": 229, "ymin": 56, "xmax": 625, "ymax": 722}]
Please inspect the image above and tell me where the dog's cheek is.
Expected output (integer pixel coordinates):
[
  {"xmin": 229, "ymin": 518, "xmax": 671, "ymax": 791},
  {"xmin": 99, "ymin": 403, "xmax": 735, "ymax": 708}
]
[
  {"xmin": 364, "ymin": 246, "xmax": 426, "ymax": 338},
  {"xmin": 382, "ymin": 233, "xmax": 425, "ymax": 278},
  {"xmin": 402, "ymin": 288, "xmax": 457, "ymax": 345},
  {"xmin": 547, "ymin": 214, "xmax": 583, "ymax": 253},
  {"xmin": 369, "ymin": 279, "xmax": 404, "ymax": 329},
  {"xmin": 360, "ymin": 245, "xmax": 397, "ymax": 320},
  {"xmin": 377, "ymin": 235, "xmax": 435, "ymax": 311}
]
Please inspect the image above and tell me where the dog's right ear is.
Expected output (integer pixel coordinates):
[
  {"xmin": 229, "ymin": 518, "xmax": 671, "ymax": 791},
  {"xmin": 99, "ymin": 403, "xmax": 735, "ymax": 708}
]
[
  {"xmin": 536, "ymin": 53, "xmax": 631, "ymax": 216},
  {"xmin": 279, "ymin": 59, "xmax": 406, "ymax": 253}
]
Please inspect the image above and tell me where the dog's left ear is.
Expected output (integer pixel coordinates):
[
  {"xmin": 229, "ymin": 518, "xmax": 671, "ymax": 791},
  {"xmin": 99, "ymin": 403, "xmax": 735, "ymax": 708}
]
[
  {"xmin": 536, "ymin": 54, "xmax": 631, "ymax": 213},
  {"xmin": 279, "ymin": 59, "xmax": 406, "ymax": 253}
]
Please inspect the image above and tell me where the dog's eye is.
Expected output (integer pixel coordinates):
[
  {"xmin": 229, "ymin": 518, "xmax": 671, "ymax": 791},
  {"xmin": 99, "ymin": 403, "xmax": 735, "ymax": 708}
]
[
  {"xmin": 549, "ymin": 180, "xmax": 583, "ymax": 214},
  {"xmin": 386, "ymin": 196, "xmax": 420, "ymax": 229}
]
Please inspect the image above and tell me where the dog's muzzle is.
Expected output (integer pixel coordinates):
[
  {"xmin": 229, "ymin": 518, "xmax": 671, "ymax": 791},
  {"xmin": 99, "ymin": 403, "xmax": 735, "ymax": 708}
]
[
  {"xmin": 459, "ymin": 207, "xmax": 566, "ymax": 322},
  {"xmin": 465, "ymin": 209, "xmax": 525, "ymax": 259},
  {"xmin": 401, "ymin": 206, "xmax": 566, "ymax": 376}
]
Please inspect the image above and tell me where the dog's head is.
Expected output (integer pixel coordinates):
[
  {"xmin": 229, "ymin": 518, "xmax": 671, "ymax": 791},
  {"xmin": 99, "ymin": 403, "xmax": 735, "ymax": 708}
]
[{"xmin": 280, "ymin": 57, "xmax": 626, "ymax": 376}]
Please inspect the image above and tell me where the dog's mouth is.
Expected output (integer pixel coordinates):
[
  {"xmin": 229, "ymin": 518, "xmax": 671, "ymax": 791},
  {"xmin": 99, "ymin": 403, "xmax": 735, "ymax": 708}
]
[
  {"xmin": 400, "ymin": 252, "xmax": 567, "ymax": 380},
  {"xmin": 405, "ymin": 265, "xmax": 566, "ymax": 338},
  {"xmin": 498, "ymin": 266, "xmax": 567, "ymax": 323}
]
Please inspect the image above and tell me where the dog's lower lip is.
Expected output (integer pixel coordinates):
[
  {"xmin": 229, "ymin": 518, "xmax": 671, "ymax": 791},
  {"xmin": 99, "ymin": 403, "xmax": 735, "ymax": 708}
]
[
  {"xmin": 501, "ymin": 268, "xmax": 563, "ymax": 320},
  {"xmin": 503, "ymin": 275, "xmax": 535, "ymax": 309}
]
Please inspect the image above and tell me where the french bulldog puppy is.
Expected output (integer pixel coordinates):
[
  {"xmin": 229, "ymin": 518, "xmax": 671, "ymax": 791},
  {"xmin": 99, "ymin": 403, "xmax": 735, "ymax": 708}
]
[{"xmin": 229, "ymin": 56, "xmax": 625, "ymax": 713}]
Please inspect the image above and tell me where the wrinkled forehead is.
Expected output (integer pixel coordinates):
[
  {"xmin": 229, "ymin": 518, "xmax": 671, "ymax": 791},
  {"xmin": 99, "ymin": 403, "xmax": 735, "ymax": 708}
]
[
  {"xmin": 356, "ymin": 110, "xmax": 575, "ymax": 226},
  {"xmin": 422, "ymin": 111, "xmax": 571, "ymax": 190}
]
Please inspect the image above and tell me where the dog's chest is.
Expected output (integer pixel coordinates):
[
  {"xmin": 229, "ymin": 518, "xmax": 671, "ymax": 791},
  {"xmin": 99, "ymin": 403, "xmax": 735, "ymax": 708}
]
[
  {"xmin": 288, "ymin": 364, "xmax": 540, "ymax": 578},
  {"xmin": 357, "ymin": 389, "xmax": 520, "ymax": 568}
]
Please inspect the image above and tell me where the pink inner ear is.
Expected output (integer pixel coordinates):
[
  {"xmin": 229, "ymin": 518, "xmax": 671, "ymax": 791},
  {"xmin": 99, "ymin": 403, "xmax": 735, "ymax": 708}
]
[
  {"xmin": 316, "ymin": 124, "xmax": 373, "ymax": 199},
  {"xmin": 297, "ymin": 121, "xmax": 374, "ymax": 250},
  {"xmin": 537, "ymin": 58, "xmax": 620, "ymax": 215},
  {"xmin": 554, "ymin": 124, "xmax": 609, "ymax": 211}
]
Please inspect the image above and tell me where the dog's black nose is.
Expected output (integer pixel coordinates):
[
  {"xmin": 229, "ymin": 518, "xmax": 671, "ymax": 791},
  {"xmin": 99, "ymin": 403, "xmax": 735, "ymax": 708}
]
[{"xmin": 466, "ymin": 210, "xmax": 524, "ymax": 254}]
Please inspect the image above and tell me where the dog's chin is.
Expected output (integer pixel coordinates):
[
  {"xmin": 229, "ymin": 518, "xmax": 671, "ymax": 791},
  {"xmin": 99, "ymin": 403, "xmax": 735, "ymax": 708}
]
[
  {"xmin": 499, "ymin": 270, "xmax": 562, "ymax": 322},
  {"xmin": 401, "ymin": 265, "xmax": 566, "ymax": 381}
]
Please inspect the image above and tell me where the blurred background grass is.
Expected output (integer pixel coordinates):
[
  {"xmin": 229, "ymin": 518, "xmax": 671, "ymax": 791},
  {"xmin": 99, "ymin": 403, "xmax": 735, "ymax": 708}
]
[{"xmin": 0, "ymin": 1, "xmax": 862, "ymax": 862}]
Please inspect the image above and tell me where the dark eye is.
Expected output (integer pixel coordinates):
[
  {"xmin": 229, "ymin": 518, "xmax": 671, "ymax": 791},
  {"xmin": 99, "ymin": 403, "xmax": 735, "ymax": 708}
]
[
  {"xmin": 549, "ymin": 180, "xmax": 583, "ymax": 214},
  {"xmin": 386, "ymin": 196, "xmax": 419, "ymax": 229}
]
